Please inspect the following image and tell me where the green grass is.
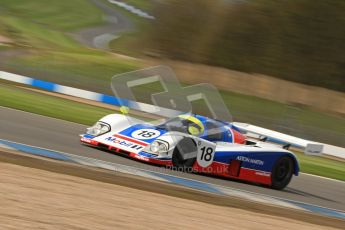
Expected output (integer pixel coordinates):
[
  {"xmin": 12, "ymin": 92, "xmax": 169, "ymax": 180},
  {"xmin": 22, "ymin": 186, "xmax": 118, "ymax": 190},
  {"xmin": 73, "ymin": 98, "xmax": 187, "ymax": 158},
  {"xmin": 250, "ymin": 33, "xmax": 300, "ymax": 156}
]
[
  {"xmin": 0, "ymin": 0, "xmax": 103, "ymax": 50},
  {"xmin": 0, "ymin": 0, "xmax": 104, "ymax": 31},
  {"xmin": 2, "ymin": 16, "xmax": 82, "ymax": 50},
  {"xmin": 109, "ymin": 31, "xmax": 148, "ymax": 57},
  {"xmin": 220, "ymin": 91, "xmax": 345, "ymax": 134},
  {"xmin": 223, "ymin": 91, "xmax": 345, "ymax": 147},
  {"xmin": 1, "ymin": 83, "xmax": 344, "ymax": 181},
  {"xmin": 0, "ymin": 83, "xmax": 115, "ymax": 125},
  {"xmin": 4, "ymin": 51, "xmax": 140, "ymax": 92},
  {"xmin": 295, "ymin": 152, "xmax": 345, "ymax": 181}
]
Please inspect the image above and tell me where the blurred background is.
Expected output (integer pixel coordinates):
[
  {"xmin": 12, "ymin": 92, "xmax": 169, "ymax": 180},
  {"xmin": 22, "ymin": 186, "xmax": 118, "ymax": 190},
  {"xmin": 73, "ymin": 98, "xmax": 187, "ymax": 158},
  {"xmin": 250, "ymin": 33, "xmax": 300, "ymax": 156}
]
[{"xmin": 0, "ymin": 0, "xmax": 344, "ymax": 147}]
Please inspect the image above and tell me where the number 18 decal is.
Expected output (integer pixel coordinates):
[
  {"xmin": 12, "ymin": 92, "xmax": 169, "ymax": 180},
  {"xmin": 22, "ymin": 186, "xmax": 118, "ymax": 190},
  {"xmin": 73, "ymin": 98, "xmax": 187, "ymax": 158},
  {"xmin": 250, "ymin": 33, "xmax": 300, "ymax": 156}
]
[
  {"xmin": 131, "ymin": 129, "xmax": 161, "ymax": 140},
  {"xmin": 197, "ymin": 141, "xmax": 216, "ymax": 167}
]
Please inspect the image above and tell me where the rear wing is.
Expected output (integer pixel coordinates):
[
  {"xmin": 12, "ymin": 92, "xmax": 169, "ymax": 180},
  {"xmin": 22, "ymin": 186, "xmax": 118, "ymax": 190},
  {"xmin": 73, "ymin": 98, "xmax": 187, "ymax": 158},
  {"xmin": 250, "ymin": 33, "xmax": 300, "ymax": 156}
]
[{"xmin": 232, "ymin": 122, "xmax": 345, "ymax": 159}]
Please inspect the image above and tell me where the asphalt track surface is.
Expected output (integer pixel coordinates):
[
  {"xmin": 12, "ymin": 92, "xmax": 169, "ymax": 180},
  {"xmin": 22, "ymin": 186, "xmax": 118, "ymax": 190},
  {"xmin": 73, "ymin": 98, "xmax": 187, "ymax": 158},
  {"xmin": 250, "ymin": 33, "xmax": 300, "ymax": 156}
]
[{"xmin": 1, "ymin": 106, "xmax": 345, "ymax": 211}]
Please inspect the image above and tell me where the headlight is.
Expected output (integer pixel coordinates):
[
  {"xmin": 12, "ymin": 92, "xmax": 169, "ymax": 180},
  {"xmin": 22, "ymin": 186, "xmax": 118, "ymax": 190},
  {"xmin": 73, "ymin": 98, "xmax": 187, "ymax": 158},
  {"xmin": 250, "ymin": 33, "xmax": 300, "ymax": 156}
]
[
  {"xmin": 150, "ymin": 140, "xmax": 168, "ymax": 154},
  {"xmin": 86, "ymin": 121, "xmax": 110, "ymax": 136}
]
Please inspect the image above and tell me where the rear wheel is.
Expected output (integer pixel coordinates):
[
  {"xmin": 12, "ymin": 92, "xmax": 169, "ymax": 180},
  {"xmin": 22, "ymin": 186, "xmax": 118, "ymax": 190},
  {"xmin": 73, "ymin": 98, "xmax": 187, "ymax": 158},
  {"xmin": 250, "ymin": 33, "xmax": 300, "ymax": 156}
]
[
  {"xmin": 271, "ymin": 156, "xmax": 294, "ymax": 190},
  {"xmin": 171, "ymin": 138, "xmax": 197, "ymax": 172}
]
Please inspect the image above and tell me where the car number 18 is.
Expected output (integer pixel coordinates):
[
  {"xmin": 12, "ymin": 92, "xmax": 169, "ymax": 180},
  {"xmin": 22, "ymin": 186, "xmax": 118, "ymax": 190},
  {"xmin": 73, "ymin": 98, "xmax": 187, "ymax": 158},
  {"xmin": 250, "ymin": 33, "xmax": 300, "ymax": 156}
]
[{"xmin": 197, "ymin": 141, "xmax": 215, "ymax": 167}]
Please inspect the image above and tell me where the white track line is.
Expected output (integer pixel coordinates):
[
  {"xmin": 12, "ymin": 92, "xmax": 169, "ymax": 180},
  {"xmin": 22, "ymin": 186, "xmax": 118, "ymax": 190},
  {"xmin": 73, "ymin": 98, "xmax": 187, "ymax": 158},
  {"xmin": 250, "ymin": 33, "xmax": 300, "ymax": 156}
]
[{"xmin": 301, "ymin": 172, "xmax": 345, "ymax": 184}]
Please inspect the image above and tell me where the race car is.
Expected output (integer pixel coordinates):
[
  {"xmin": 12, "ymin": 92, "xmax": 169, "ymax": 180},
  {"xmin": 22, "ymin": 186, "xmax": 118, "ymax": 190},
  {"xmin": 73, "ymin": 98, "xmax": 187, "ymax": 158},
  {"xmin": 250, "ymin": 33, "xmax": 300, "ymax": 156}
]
[{"xmin": 80, "ymin": 113, "xmax": 299, "ymax": 190}]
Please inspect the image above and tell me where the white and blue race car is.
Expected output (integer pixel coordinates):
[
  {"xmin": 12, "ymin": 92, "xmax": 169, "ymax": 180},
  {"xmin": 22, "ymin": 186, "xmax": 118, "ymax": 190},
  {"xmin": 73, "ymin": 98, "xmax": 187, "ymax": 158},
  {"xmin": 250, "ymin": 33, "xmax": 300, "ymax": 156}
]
[{"xmin": 81, "ymin": 113, "xmax": 299, "ymax": 189}]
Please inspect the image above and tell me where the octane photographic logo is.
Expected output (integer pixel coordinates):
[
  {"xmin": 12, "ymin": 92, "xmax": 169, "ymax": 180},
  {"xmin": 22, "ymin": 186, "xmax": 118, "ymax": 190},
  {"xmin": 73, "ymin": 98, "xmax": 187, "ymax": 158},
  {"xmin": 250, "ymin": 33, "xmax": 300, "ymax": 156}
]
[
  {"xmin": 110, "ymin": 65, "xmax": 233, "ymax": 161},
  {"xmin": 110, "ymin": 65, "xmax": 232, "ymax": 122}
]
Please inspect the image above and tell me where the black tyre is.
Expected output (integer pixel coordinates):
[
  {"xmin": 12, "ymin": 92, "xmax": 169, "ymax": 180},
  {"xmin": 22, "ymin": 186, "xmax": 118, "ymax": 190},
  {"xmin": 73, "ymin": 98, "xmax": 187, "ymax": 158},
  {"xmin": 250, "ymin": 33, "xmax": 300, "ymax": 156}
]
[
  {"xmin": 271, "ymin": 156, "xmax": 294, "ymax": 190},
  {"xmin": 171, "ymin": 138, "xmax": 197, "ymax": 171}
]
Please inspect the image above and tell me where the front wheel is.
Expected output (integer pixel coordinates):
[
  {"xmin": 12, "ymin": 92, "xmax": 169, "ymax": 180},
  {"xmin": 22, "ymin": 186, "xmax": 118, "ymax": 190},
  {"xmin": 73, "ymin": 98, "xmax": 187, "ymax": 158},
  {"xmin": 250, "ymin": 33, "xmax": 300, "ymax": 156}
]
[
  {"xmin": 171, "ymin": 138, "xmax": 197, "ymax": 172},
  {"xmin": 271, "ymin": 156, "xmax": 294, "ymax": 190}
]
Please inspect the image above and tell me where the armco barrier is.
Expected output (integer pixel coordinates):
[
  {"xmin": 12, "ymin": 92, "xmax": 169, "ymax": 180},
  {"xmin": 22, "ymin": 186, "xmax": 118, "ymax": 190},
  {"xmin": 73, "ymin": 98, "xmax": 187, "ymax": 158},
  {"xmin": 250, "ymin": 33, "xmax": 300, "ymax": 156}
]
[
  {"xmin": 1, "ymin": 138, "xmax": 345, "ymax": 220},
  {"xmin": 0, "ymin": 70, "xmax": 344, "ymax": 159},
  {"xmin": 0, "ymin": 71, "xmax": 179, "ymax": 117}
]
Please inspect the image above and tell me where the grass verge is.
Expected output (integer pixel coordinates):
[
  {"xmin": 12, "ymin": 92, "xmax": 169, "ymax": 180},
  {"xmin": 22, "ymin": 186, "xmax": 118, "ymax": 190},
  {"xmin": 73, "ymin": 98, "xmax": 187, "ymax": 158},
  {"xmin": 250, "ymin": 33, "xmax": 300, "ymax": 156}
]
[
  {"xmin": 295, "ymin": 152, "xmax": 345, "ymax": 181},
  {"xmin": 0, "ymin": 0, "xmax": 104, "ymax": 31},
  {"xmin": 0, "ymin": 83, "xmax": 344, "ymax": 181},
  {"xmin": 0, "ymin": 83, "xmax": 115, "ymax": 125}
]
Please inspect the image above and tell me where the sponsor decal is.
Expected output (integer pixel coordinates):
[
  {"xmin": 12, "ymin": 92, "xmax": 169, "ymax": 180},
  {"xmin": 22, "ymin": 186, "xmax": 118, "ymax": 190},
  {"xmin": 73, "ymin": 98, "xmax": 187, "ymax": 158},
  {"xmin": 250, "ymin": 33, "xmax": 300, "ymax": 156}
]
[
  {"xmin": 255, "ymin": 171, "xmax": 271, "ymax": 177},
  {"xmin": 236, "ymin": 156, "xmax": 264, "ymax": 166},
  {"xmin": 104, "ymin": 136, "xmax": 145, "ymax": 151}
]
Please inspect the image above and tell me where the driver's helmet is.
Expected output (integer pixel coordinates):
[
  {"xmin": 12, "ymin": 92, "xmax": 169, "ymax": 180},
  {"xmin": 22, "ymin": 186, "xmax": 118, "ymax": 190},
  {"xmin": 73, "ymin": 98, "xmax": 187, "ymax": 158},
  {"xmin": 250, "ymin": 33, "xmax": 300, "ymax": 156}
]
[{"xmin": 178, "ymin": 114, "xmax": 205, "ymax": 136}]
